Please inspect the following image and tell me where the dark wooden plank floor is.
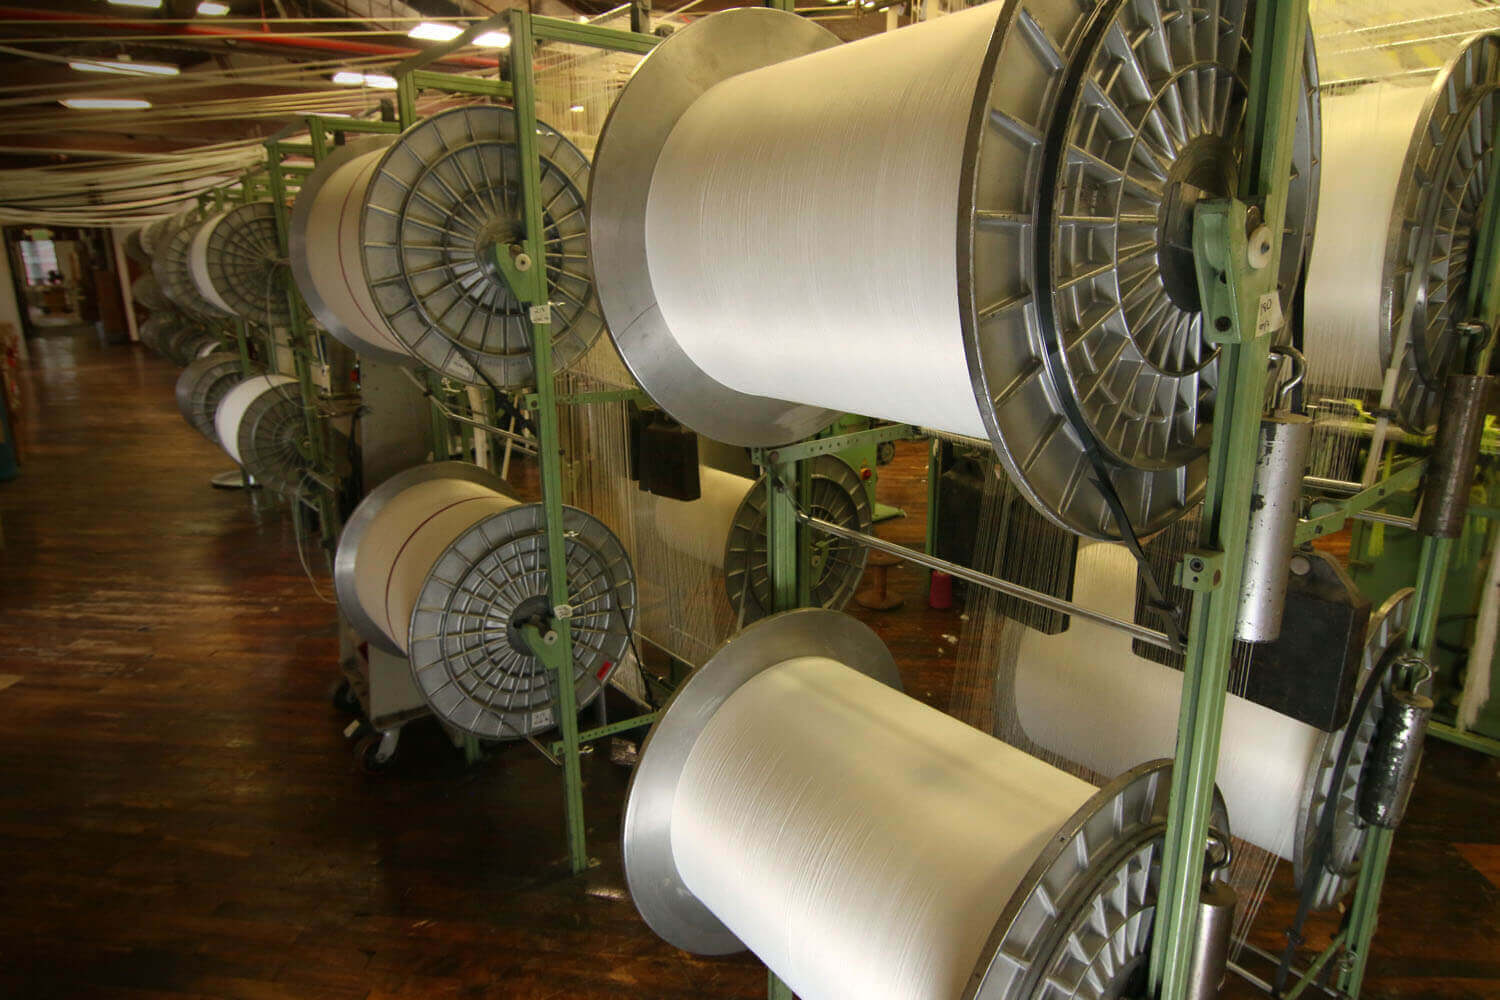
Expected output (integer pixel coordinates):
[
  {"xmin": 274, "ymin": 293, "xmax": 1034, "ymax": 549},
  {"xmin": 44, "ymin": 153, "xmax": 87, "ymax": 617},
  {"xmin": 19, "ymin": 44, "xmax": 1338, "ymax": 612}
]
[{"xmin": 0, "ymin": 330, "xmax": 1495, "ymax": 1000}]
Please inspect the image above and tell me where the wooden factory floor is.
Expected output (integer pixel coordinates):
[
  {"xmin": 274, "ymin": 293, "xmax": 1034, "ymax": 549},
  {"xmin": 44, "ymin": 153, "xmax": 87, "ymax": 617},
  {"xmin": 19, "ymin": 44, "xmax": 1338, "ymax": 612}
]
[{"xmin": 0, "ymin": 331, "xmax": 1496, "ymax": 1000}]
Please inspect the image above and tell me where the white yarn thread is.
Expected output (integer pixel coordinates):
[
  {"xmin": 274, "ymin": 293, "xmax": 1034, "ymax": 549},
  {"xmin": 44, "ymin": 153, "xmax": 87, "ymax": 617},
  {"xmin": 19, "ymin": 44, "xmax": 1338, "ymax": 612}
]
[
  {"xmin": 343, "ymin": 477, "xmax": 519, "ymax": 653},
  {"xmin": 1014, "ymin": 543, "xmax": 1321, "ymax": 860},
  {"xmin": 653, "ymin": 467, "xmax": 754, "ymax": 569},
  {"xmin": 1461, "ymin": 532, "xmax": 1500, "ymax": 730},
  {"xmin": 1302, "ymin": 82, "xmax": 1431, "ymax": 394},
  {"xmin": 671, "ymin": 655, "xmax": 1096, "ymax": 1000},
  {"xmin": 214, "ymin": 374, "xmax": 297, "ymax": 467},
  {"xmin": 644, "ymin": 4, "xmax": 999, "ymax": 439},
  {"xmin": 295, "ymin": 149, "xmax": 414, "ymax": 361},
  {"xmin": 188, "ymin": 208, "xmax": 238, "ymax": 316}
]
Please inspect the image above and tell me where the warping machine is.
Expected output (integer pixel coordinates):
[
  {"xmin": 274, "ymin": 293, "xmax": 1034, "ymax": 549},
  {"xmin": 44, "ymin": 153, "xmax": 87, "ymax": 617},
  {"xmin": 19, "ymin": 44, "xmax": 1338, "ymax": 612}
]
[{"xmin": 576, "ymin": 0, "xmax": 1500, "ymax": 999}]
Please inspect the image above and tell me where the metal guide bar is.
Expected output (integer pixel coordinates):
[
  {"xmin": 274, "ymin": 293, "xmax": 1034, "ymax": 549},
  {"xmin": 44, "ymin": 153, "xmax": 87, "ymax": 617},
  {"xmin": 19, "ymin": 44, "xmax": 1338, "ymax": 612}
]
[{"xmin": 1296, "ymin": 460, "xmax": 1426, "ymax": 543}]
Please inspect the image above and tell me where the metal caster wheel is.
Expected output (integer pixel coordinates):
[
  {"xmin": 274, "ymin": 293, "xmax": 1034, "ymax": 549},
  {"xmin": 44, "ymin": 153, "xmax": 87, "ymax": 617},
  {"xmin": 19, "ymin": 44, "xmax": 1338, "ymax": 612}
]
[{"xmin": 354, "ymin": 729, "xmax": 399, "ymax": 773}]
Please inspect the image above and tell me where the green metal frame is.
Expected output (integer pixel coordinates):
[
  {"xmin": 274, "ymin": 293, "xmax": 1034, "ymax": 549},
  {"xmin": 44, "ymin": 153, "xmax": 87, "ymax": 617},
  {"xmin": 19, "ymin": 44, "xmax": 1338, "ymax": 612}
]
[{"xmin": 391, "ymin": 9, "xmax": 663, "ymax": 876}]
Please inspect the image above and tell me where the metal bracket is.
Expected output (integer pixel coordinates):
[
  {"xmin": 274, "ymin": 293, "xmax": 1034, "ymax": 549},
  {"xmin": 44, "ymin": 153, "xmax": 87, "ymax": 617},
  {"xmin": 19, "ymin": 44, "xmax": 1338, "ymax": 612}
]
[{"xmin": 1175, "ymin": 550, "xmax": 1226, "ymax": 592}]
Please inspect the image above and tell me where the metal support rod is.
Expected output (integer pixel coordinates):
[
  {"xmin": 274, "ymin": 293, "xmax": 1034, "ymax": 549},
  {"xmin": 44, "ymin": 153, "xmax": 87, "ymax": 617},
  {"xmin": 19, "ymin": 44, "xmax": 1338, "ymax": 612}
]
[
  {"xmin": 1150, "ymin": 0, "xmax": 1309, "ymax": 995},
  {"xmin": 397, "ymin": 368, "xmax": 538, "ymax": 451},
  {"xmin": 800, "ymin": 514, "xmax": 1177, "ymax": 651},
  {"xmin": 506, "ymin": 7, "xmax": 588, "ymax": 875}
]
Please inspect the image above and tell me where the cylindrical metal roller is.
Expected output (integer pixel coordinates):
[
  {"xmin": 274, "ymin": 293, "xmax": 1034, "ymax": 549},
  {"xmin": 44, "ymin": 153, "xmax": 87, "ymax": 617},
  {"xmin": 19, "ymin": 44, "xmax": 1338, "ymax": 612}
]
[
  {"xmin": 334, "ymin": 462, "xmax": 637, "ymax": 739},
  {"xmin": 176, "ymin": 353, "xmax": 252, "ymax": 443},
  {"xmin": 1418, "ymin": 373, "xmax": 1493, "ymax": 538},
  {"xmin": 1016, "ymin": 542, "xmax": 1414, "ymax": 910},
  {"xmin": 591, "ymin": 1, "xmax": 1320, "ymax": 539},
  {"xmin": 213, "ymin": 374, "xmax": 306, "ymax": 489},
  {"xmin": 624, "ymin": 608, "xmax": 1226, "ymax": 1000},
  {"xmin": 153, "ymin": 210, "xmax": 230, "ymax": 321},
  {"xmin": 1238, "ymin": 414, "xmax": 1314, "ymax": 643},
  {"xmin": 1185, "ymin": 881, "xmax": 1238, "ymax": 1000},
  {"xmin": 1304, "ymin": 33, "xmax": 1500, "ymax": 431},
  {"xmin": 290, "ymin": 107, "xmax": 605, "ymax": 385},
  {"xmin": 655, "ymin": 456, "xmax": 870, "ymax": 623},
  {"xmin": 190, "ymin": 201, "xmax": 291, "ymax": 327}
]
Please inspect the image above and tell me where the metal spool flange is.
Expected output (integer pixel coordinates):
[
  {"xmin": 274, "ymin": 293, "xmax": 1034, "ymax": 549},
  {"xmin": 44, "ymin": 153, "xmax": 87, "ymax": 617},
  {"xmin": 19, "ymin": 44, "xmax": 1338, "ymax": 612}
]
[
  {"xmin": 176, "ymin": 353, "xmax": 252, "ymax": 443},
  {"xmin": 154, "ymin": 212, "xmax": 227, "ymax": 321},
  {"xmin": 1379, "ymin": 33, "xmax": 1500, "ymax": 431},
  {"xmin": 360, "ymin": 106, "xmax": 604, "ymax": 387},
  {"xmin": 125, "ymin": 227, "xmax": 150, "ymax": 265},
  {"xmin": 164, "ymin": 327, "xmax": 214, "ymax": 367},
  {"xmin": 960, "ymin": 0, "xmax": 1318, "ymax": 538},
  {"xmin": 194, "ymin": 201, "xmax": 292, "ymax": 327},
  {"xmin": 591, "ymin": 3, "xmax": 1319, "ymax": 540},
  {"xmin": 963, "ymin": 759, "xmax": 1227, "ymax": 1000},
  {"xmin": 334, "ymin": 461, "xmax": 517, "ymax": 657},
  {"xmin": 131, "ymin": 273, "xmax": 170, "ymax": 313},
  {"xmin": 406, "ymin": 501, "xmax": 636, "ymax": 740},
  {"xmin": 1292, "ymin": 587, "xmax": 1414, "ymax": 911},
  {"xmin": 139, "ymin": 215, "xmax": 172, "ymax": 257},
  {"xmin": 137, "ymin": 312, "xmax": 174, "ymax": 355},
  {"xmin": 723, "ymin": 454, "xmax": 872, "ymax": 623},
  {"xmin": 227, "ymin": 380, "xmax": 309, "ymax": 491}
]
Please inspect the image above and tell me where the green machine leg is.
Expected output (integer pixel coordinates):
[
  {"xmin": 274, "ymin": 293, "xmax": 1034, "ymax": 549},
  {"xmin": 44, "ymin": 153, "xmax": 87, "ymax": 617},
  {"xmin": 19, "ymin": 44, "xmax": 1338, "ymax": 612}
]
[
  {"xmin": 1149, "ymin": 1, "xmax": 1309, "ymax": 997},
  {"xmin": 507, "ymin": 7, "xmax": 590, "ymax": 875},
  {"xmin": 1338, "ymin": 56, "xmax": 1500, "ymax": 994}
]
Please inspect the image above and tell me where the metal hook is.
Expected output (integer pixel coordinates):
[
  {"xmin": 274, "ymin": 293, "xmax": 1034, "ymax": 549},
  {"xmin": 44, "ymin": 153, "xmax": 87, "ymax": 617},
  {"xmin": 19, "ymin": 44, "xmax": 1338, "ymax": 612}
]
[
  {"xmin": 1268, "ymin": 345, "xmax": 1306, "ymax": 411},
  {"xmin": 1205, "ymin": 828, "xmax": 1234, "ymax": 879}
]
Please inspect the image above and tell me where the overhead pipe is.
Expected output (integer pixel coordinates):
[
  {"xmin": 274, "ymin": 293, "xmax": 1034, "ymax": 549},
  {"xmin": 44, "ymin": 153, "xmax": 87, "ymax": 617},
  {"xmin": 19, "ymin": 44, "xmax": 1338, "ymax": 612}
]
[{"xmin": 0, "ymin": 7, "xmax": 499, "ymax": 69}]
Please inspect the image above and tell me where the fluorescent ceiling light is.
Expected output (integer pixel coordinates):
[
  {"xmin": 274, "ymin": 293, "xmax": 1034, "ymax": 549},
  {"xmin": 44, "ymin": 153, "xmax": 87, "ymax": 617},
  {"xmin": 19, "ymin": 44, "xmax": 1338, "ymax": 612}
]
[
  {"xmin": 569, "ymin": 104, "xmax": 584, "ymax": 113},
  {"xmin": 409, "ymin": 21, "xmax": 464, "ymax": 41},
  {"xmin": 61, "ymin": 98, "xmax": 151, "ymax": 110},
  {"xmin": 362, "ymin": 73, "xmax": 398, "ymax": 90},
  {"xmin": 576, "ymin": 15, "xmax": 589, "ymax": 22},
  {"xmin": 331, "ymin": 71, "xmax": 365, "ymax": 85},
  {"xmin": 474, "ymin": 30, "xmax": 510, "ymax": 48},
  {"xmin": 196, "ymin": 1, "xmax": 231, "ymax": 13},
  {"xmin": 70, "ymin": 59, "xmax": 179, "ymax": 77},
  {"xmin": 107, "ymin": 0, "xmax": 163, "ymax": 8}
]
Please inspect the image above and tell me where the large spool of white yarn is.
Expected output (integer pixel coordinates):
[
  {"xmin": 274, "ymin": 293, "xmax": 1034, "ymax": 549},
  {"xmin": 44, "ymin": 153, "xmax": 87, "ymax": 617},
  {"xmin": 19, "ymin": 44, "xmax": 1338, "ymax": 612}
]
[
  {"xmin": 591, "ymin": 1, "xmax": 1320, "ymax": 539},
  {"xmin": 1014, "ymin": 542, "xmax": 1412, "ymax": 908},
  {"xmin": 624, "ymin": 609, "xmax": 1219, "ymax": 1000},
  {"xmin": 654, "ymin": 467, "xmax": 752, "ymax": 570},
  {"xmin": 653, "ymin": 455, "xmax": 871, "ymax": 621},
  {"xmin": 288, "ymin": 137, "xmax": 413, "ymax": 366},
  {"xmin": 214, "ymin": 373, "xmax": 297, "ymax": 467},
  {"xmin": 1302, "ymin": 33, "xmax": 1500, "ymax": 431},
  {"xmin": 189, "ymin": 201, "xmax": 290, "ymax": 327},
  {"xmin": 344, "ymin": 476, "xmax": 520, "ymax": 654},
  {"xmin": 334, "ymin": 462, "xmax": 638, "ymax": 739},
  {"xmin": 286, "ymin": 107, "xmax": 604, "ymax": 386}
]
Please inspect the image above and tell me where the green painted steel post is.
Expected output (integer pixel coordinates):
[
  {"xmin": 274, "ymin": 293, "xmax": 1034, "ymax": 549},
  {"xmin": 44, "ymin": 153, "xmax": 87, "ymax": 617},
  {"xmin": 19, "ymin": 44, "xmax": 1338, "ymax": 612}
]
[
  {"xmin": 1339, "ymin": 48, "xmax": 1500, "ymax": 994},
  {"xmin": 508, "ymin": 8, "xmax": 590, "ymax": 875},
  {"xmin": 1149, "ymin": 1, "xmax": 1308, "ymax": 997}
]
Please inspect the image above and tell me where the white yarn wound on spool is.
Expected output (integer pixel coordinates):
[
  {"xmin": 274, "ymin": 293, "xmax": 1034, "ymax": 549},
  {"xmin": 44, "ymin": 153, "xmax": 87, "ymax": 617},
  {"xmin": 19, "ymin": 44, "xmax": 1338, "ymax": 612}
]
[
  {"xmin": 301, "ymin": 150, "xmax": 413, "ymax": 361},
  {"xmin": 188, "ymin": 208, "xmax": 237, "ymax": 316},
  {"xmin": 214, "ymin": 374, "xmax": 296, "ymax": 466},
  {"xmin": 1302, "ymin": 83, "xmax": 1431, "ymax": 393},
  {"xmin": 346, "ymin": 478, "xmax": 519, "ymax": 652},
  {"xmin": 653, "ymin": 467, "xmax": 754, "ymax": 568},
  {"xmin": 1014, "ymin": 543, "xmax": 1320, "ymax": 859},
  {"xmin": 672, "ymin": 654, "xmax": 1096, "ymax": 1000},
  {"xmin": 644, "ymin": 4, "xmax": 997, "ymax": 439}
]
